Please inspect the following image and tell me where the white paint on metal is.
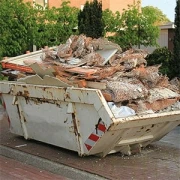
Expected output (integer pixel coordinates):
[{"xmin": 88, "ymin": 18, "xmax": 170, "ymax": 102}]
[
  {"xmin": 16, "ymin": 97, "xmax": 28, "ymax": 139},
  {"xmin": 117, "ymin": 135, "xmax": 154, "ymax": 146},
  {"xmin": 0, "ymin": 81, "xmax": 180, "ymax": 157},
  {"xmin": 67, "ymin": 103, "xmax": 74, "ymax": 113},
  {"xmin": 2, "ymin": 94, "xmax": 23, "ymax": 136}
]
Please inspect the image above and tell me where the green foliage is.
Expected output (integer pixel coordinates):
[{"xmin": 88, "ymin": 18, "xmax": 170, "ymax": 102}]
[
  {"xmin": 0, "ymin": 64, "xmax": 8, "ymax": 80},
  {"xmin": 0, "ymin": 0, "xmax": 35, "ymax": 57},
  {"xmin": 102, "ymin": 9, "xmax": 121, "ymax": 36},
  {"xmin": 0, "ymin": 0, "xmax": 79, "ymax": 58},
  {"xmin": 78, "ymin": 0, "xmax": 104, "ymax": 38},
  {"xmin": 55, "ymin": 1, "xmax": 79, "ymax": 43},
  {"xmin": 142, "ymin": 6, "xmax": 170, "ymax": 25},
  {"xmin": 0, "ymin": 0, "xmax": 163, "ymax": 64},
  {"xmin": 34, "ymin": 1, "xmax": 79, "ymax": 48},
  {"xmin": 106, "ymin": 2, "xmax": 159, "ymax": 50},
  {"xmin": 171, "ymin": 0, "xmax": 180, "ymax": 78},
  {"xmin": 146, "ymin": 47, "xmax": 173, "ymax": 77}
]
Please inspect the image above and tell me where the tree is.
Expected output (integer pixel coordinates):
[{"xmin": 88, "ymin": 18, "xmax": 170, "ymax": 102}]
[
  {"xmin": 33, "ymin": 1, "xmax": 79, "ymax": 48},
  {"xmin": 142, "ymin": 6, "xmax": 170, "ymax": 26},
  {"xmin": 146, "ymin": 47, "xmax": 173, "ymax": 77},
  {"xmin": 102, "ymin": 9, "xmax": 121, "ymax": 36},
  {"xmin": 110, "ymin": 2, "xmax": 159, "ymax": 49},
  {"xmin": 56, "ymin": 1, "xmax": 79, "ymax": 43},
  {"xmin": 171, "ymin": 0, "xmax": 180, "ymax": 77},
  {"xmin": 0, "ymin": 0, "xmax": 35, "ymax": 57},
  {"xmin": 78, "ymin": 0, "xmax": 104, "ymax": 38}
]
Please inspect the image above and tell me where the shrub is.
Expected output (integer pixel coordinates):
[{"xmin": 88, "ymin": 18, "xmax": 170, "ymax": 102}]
[
  {"xmin": 146, "ymin": 47, "xmax": 173, "ymax": 77},
  {"xmin": 78, "ymin": 0, "xmax": 104, "ymax": 38}
]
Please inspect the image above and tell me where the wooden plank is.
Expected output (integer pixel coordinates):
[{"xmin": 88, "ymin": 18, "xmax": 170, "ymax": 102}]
[
  {"xmin": 64, "ymin": 67, "xmax": 97, "ymax": 75},
  {"xmin": 86, "ymin": 81, "xmax": 107, "ymax": 90}
]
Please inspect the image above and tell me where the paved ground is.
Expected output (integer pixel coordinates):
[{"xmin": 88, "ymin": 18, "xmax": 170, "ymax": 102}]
[
  {"xmin": 0, "ymin": 155, "xmax": 68, "ymax": 180},
  {"xmin": 0, "ymin": 106, "xmax": 180, "ymax": 180}
]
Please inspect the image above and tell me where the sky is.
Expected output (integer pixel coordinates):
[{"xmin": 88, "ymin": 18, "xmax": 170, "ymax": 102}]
[{"xmin": 142, "ymin": 0, "xmax": 176, "ymax": 22}]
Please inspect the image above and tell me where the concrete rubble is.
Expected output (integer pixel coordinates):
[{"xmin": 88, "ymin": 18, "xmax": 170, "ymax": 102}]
[{"xmin": 3, "ymin": 35, "xmax": 180, "ymax": 115}]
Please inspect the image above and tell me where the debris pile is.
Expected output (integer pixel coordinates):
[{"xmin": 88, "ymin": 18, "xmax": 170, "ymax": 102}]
[{"xmin": 5, "ymin": 35, "xmax": 180, "ymax": 115}]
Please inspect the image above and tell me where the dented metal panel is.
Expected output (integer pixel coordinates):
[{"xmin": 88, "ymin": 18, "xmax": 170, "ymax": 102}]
[{"xmin": 0, "ymin": 81, "xmax": 180, "ymax": 157}]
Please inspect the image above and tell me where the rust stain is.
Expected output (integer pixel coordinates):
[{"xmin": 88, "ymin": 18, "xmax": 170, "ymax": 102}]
[
  {"xmin": 17, "ymin": 104, "xmax": 21, "ymax": 119},
  {"xmin": 71, "ymin": 111, "xmax": 81, "ymax": 154},
  {"xmin": 107, "ymin": 120, "xmax": 115, "ymax": 131},
  {"xmin": 30, "ymin": 97, "xmax": 58, "ymax": 106},
  {"xmin": 8, "ymin": 87, "xmax": 13, "ymax": 94},
  {"xmin": 97, "ymin": 91, "xmax": 102, "ymax": 98},
  {"xmin": 16, "ymin": 104, "xmax": 26, "ymax": 123},
  {"xmin": 23, "ymin": 116, "xmax": 27, "ymax": 122},
  {"xmin": 65, "ymin": 93, "xmax": 70, "ymax": 99},
  {"xmin": 72, "ymin": 112, "xmax": 78, "ymax": 136},
  {"xmin": 64, "ymin": 118, "xmax": 68, "ymax": 123},
  {"xmin": 17, "ymin": 91, "xmax": 23, "ymax": 96},
  {"xmin": 56, "ymin": 103, "xmax": 61, "ymax": 108},
  {"xmin": 24, "ymin": 97, "xmax": 30, "ymax": 104},
  {"xmin": 95, "ymin": 118, "xmax": 102, "ymax": 134}
]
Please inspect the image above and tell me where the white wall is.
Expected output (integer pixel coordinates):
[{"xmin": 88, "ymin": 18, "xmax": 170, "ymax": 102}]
[{"xmin": 135, "ymin": 29, "xmax": 169, "ymax": 53}]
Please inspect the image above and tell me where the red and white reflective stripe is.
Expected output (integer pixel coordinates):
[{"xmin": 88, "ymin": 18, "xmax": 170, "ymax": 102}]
[{"xmin": 85, "ymin": 120, "xmax": 106, "ymax": 151}]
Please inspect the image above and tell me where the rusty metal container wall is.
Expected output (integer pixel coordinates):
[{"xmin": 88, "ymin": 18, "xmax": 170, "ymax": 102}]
[{"xmin": 0, "ymin": 81, "xmax": 180, "ymax": 157}]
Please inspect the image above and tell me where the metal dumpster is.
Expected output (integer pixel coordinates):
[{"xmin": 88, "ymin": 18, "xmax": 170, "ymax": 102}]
[{"xmin": 0, "ymin": 81, "xmax": 180, "ymax": 157}]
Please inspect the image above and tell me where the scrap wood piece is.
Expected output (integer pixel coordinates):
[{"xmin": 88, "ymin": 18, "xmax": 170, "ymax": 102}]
[
  {"xmin": 169, "ymin": 77, "xmax": 180, "ymax": 92},
  {"xmin": 64, "ymin": 67, "xmax": 97, "ymax": 76},
  {"xmin": 128, "ymin": 98, "xmax": 180, "ymax": 113},
  {"xmin": 132, "ymin": 64, "xmax": 161, "ymax": 88},
  {"xmin": 57, "ymin": 43, "xmax": 73, "ymax": 58},
  {"xmin": 128, "ymin": 100, "xmax": 150, "ymax": 114},
  {"xmin": 120, "ymin": 53, "xmax": 147, "ymax": 66},
  {"xmin": 145, "ymin": 98, "xmax": 179, "ymax": 112},
  {"xmin": 53, "ymin": 66, "xmax": 72, "ymax": 77},
  {"xmin": 74, "ymin": 80, "xmax": 107, "ymax": 89},
  {"xmin": 23, "ymin": 59, "xmax": 43, "ymax": 65},
  {"xmin": 84, "ymin": 52, "xmax": 105, "ymax": 66},
  {"xmin": 102, "ymin": 92, "xmax": 112, "ymax": 101},
  {"xmin": 147, "ymin": 88, "xmax": 180, "ymax": 103},
  {"xmin": 91, "ymin": 65, "xmax": 124, "ymax": 80},
  {"xmin": 109, "ymin": 54, "xmax": 121, "ymax": 67},
  {"xmin": 75, "ymin": 79, "xmax": 87, "ymax": 88},
  {"xmin": 106, "ymin": 81, "xmax": 149, "ymax": 102},
  {"xmin": 155, "ymin": 75, "xmax": 169, "ymax": 88},
  {"xmin": 30, "ymin": 63, "xmax": 55, "ymax": 78},
  {"xmin": 86, "ymin": 81, "xmax": 107, "ymax": 90}
]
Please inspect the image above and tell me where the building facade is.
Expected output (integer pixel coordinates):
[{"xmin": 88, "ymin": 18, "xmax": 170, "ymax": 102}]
[
  {"xmin": 138, "ymin": 22, "xmax": 175, "ymax": 53},
  {"xmin": 24, "ymin": 0, "xmax": 140, "ymax": 13}
]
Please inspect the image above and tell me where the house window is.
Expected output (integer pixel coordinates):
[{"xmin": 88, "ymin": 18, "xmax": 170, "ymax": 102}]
[
  {"xmin": 80, "ymin": 5, "xmax": 84, "ymax": 10},
  {"xmin": 33, "ymin": 0, "xmax": 48, "ymax": 8}
]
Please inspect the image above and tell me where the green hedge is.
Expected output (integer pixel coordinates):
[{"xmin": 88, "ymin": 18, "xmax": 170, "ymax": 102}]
[{"xmin": 146, "ymin": 47, "xmax": 173, "ymax": 78}]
